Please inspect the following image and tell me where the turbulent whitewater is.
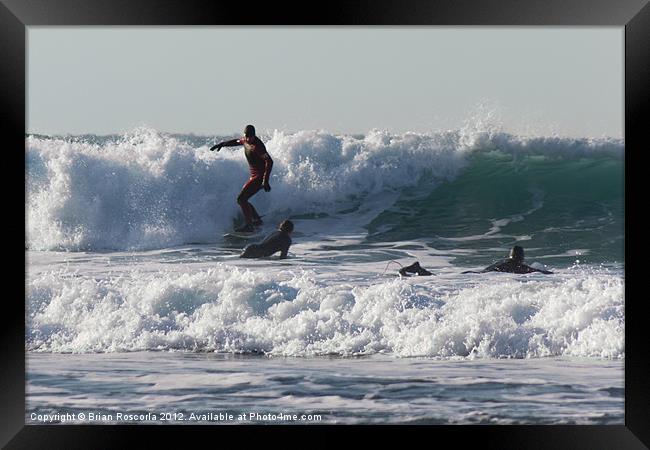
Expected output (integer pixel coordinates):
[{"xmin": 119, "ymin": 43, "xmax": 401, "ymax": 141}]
[{"xmin": 26, "ymin": 128, "xmax": 624, "ymax": 358}]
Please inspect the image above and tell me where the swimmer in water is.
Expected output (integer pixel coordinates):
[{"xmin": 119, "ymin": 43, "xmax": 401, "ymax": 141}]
[{"xmin": 398, "ymin": 261, "xmax": 434, "ymax": 277}]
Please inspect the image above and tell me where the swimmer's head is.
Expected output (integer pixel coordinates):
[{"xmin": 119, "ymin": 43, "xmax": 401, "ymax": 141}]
[
  {"xmin": 279, "ymin": 219, "xmax": 294, "ymax": 233},
  {"xmin": 509, "ymin": 245, "xmax": 524, "ymax": 262}
]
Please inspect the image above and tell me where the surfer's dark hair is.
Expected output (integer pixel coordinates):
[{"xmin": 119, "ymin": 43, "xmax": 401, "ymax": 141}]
[
  {"xmin": 510, "ymin": 245, "xmax": 524, "ymax": 262},
  {"xmin": 279, "ymin": 220, "xmax": 294, "ymax": 233},
  {"xmin": 244, "ymin": 124, "xmax": 256, "ymax": 136}
]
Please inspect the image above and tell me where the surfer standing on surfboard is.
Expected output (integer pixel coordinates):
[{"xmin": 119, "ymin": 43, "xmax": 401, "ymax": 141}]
[{"xmin": 210, "ymin": 125, "xmax": 273, "ymax": 233}]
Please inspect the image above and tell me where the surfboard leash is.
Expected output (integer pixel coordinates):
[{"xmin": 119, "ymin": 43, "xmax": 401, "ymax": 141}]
[{"xmin": 382, "ymin": 260, "xmax": 404, "ymax": 275}]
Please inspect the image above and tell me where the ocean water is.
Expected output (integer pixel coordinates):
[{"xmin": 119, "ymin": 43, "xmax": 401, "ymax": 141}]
[{"xmin": 25, "ymin": 127, "xmax": 624, "ymax": 424}]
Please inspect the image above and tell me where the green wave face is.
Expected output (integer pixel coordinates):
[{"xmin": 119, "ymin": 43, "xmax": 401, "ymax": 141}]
[{"xmin": 368, "ymin": 151, "xmax": 624, "ymax": 267}]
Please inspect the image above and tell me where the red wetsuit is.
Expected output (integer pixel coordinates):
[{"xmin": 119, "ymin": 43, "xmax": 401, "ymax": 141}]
[{"xmin": 236, "ymin": 136, "xmax": 273, "ymax": 224}]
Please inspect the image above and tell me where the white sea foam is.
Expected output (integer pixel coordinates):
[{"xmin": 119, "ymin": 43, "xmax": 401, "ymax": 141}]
[{"xmin": 27, "ymin": 264, "xmax": 623, "ymax": 358}]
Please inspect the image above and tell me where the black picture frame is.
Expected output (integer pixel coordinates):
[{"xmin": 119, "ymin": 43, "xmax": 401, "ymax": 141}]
[{"xmin": 4, "ymin": 0, "xmax": 648, "ymax": 447}]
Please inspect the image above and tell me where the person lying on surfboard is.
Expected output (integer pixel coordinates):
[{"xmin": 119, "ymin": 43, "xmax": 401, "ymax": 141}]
[
  {"xmin": 210, "ymin": 124, "xmax": 273, "ymax": 233},
  {"xmin": 462, "ymin": 245, "xmax": 553, "ymax": 274},
  {"xmin": 240, "ymin": 220, "xmax": 294, "ymax": 259}
]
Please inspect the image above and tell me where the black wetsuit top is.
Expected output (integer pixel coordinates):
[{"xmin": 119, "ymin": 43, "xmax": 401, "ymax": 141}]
[
  {"xmin": 468, "ymin": 259, "xmax": 552, "ymax": 274},
  {"xmin": 237, "ymin": 136, "xmax": 273, "ymax": 180},
  {"xmin": 240, "ymin": 231, "xmax": 292, "ymax": 259}
]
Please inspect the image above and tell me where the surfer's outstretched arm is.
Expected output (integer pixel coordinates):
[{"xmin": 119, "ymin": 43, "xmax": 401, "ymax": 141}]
[
  {"xmin": 210, "ymin": 138, "xmax": 242, "ymax": 151},
  {"xmin": 479, "ymin": 263, "xmax": 501, "ymax": 273},
  {"xmin": 459, "ymin": 259, "xmax": 506, "ymax": 274}
]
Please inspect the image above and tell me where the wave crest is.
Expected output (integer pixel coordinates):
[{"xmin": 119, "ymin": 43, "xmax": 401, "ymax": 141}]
[{"xmin": 26, "ymin": 127, "xmax": 623, "ymax": 251}]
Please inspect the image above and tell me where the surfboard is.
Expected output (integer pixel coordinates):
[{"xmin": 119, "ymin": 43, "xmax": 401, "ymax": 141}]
[
  {"xmin": 223, "ymin": 229, "xmax": 265, "ymax": 240},
  {"xmin": 223, "ymin": 217, "xmax": 270, "ymax": 240}
]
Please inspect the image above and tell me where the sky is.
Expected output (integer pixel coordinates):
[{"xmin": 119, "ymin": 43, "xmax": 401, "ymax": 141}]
[{"xmin": 27, "ymin": 27, "xmax": 623, "ymax": 138}]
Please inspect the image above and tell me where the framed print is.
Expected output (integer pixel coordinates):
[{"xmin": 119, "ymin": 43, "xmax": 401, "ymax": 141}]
[{"xmin": 3, "ymin": 0, "xmax": 648, "ymax": 447}]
